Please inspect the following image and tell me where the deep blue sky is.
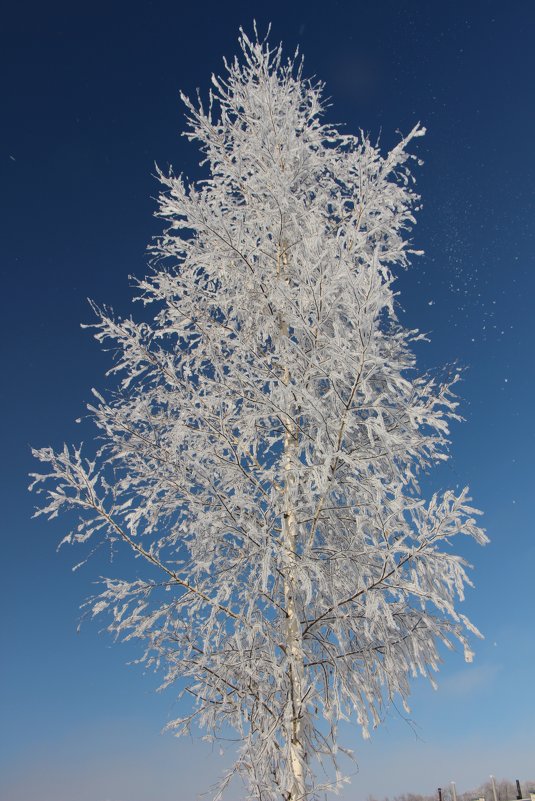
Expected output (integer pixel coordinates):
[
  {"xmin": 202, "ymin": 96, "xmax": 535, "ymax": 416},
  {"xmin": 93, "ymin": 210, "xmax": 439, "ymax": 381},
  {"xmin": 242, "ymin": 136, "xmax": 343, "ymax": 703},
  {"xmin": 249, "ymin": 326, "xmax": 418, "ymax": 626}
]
[{"xmin": 2, "ymin": 2, "xmax": 534, "ymax": 800}]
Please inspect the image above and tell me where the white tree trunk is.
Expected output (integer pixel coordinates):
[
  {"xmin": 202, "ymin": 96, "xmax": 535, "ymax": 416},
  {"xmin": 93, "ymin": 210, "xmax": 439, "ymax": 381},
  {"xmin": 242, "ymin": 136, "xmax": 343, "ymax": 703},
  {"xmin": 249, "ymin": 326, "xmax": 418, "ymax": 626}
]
[
  {"xmin": 280, "ymin": 246, "xmax": 306, "ymax": 801},
  {"xmin": 282, "ymin": 426, "xmax": 306, "ymax": 801}
]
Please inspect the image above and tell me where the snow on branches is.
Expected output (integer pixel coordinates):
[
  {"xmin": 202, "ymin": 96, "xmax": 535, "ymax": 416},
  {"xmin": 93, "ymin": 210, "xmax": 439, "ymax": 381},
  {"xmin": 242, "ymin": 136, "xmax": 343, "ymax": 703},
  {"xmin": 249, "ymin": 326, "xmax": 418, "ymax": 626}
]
[{"xmin": 31, "ymin": 28, "xmax": 487, "ymax": 801}]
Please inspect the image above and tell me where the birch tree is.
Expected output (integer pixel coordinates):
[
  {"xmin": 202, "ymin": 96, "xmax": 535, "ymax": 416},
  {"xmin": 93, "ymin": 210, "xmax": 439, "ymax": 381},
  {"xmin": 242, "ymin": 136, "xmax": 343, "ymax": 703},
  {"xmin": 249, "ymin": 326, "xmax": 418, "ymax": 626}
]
[{"xmin": 31, "ymin": 29, "xmax": 487, "ymax": 801}]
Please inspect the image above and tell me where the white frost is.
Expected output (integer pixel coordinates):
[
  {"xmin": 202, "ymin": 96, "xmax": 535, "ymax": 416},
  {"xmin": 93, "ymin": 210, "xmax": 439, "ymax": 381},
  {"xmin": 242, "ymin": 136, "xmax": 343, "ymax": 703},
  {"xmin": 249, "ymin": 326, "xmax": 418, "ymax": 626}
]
[{"xmin": 30, "ymin": 29, "xmax": 487, "ymax": 801}]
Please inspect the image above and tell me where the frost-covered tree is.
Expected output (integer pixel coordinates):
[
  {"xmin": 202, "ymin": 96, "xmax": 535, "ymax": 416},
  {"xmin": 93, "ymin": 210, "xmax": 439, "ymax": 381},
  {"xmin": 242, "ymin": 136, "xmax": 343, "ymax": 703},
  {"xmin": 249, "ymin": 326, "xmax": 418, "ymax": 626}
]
[{"xmin": 31, "ymin": 30, "xmax": 487, "ymax": 801}]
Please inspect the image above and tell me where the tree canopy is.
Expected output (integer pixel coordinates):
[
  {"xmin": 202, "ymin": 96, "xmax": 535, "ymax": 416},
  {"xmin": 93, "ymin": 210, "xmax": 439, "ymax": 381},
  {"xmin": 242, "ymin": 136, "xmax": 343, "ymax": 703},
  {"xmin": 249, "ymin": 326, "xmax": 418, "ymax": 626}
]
[{"xmin": 31, "ymin": 29, "xmax": 487, "ymax": 801}]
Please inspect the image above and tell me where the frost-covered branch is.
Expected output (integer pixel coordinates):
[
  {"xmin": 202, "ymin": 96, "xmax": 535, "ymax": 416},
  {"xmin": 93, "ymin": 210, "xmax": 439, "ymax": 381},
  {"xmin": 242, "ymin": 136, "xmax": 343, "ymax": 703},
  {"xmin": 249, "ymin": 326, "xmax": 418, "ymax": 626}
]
[{"xmin": 31, "ymin": 28, "xmax": 487, "ymax": 801}]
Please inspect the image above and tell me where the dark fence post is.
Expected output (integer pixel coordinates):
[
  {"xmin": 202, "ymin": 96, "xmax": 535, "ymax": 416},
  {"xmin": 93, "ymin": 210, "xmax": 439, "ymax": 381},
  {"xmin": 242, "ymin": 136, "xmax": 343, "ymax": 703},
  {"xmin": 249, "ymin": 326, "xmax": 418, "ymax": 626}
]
[{"xmin": 438, "ymin": 788, "xmax": 443, "ymax": 801}]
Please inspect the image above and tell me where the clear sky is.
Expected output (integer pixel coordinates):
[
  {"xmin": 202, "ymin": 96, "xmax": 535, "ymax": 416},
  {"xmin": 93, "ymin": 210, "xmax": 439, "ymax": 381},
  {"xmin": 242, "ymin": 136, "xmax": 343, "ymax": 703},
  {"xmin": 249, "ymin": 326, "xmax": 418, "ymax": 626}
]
[{"xmin": 1, "ymin": 1, "xmax": 534, "ymax": 800}]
